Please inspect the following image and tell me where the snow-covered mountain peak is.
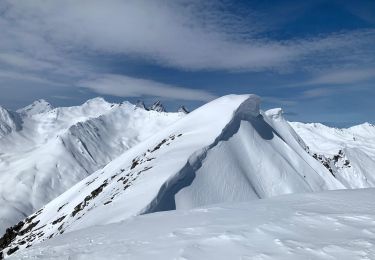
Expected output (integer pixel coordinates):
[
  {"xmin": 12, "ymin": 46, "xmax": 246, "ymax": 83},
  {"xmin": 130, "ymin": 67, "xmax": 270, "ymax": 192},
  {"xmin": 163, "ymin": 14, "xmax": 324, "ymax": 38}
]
[
  {"xmin": 348, "ymin": 122, "xmax": 375, "ymax": 137},
  {"xmin": 358, "ymin": 122, "xmax": 373, "ymax": 127},
  {"xmin": 17, "ymin": 99, "xmax": 53, "ymax": 117},
  {"xmin": 82, "ymin": 97, "xmax": 112, "ymax": 108},
  {"xmin": 135, "ymin": 100, "xmax": 147, "ymax": 110},
  {"xmin": 177, "ymin": 105, "xmax": 189, "ymax": 114},
  {"xmin": 0, "ymin": 106, "xmax": 10, "ymax": 118},
  {"xmin": 149, "ymin": 100, "xmax": 166, "ymax": 112}
]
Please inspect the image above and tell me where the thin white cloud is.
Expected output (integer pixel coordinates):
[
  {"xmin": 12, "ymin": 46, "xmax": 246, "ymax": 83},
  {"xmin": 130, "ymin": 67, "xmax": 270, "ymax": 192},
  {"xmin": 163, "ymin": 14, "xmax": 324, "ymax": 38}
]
[
  {"xmin": 79, "ymin": 74, "xmax": 217, "ymax": 101},
  {"xmin": 2, "ymin": 0, "xmax": 374, "ymax": 72},
  {"xmin": 0, "ymin": 52, "xmax": 57, "ymax": 71},
  {"xmin": 0, "ymin": 70, "xmax": 65, "ymax": 86},
  {"xmin": 262, "ymin": 96, "xmax": 297, "ymax": 106},
  {"xmin": 0, "ymin": 0, "xmax": 290, "ymax": 71},
  {"xmin": 301, "ymin": 88, "xmax": 334, "ymax": 98},
  {"xmin": 301, "ymin": 68, "xmax": 375, "ymax": 86},
  {"xmin": 1, "ymin": 0, "xmax": 375, "ymax": 105}
]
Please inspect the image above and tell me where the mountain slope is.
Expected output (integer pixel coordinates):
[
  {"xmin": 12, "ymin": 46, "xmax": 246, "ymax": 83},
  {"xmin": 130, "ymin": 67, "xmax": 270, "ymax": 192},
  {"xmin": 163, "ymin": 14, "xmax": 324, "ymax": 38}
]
[
  {"xmin": 9, "ymin": 188, "xmax": 375, "ymax": 260},
  {"xmin": 0, "ymin": 94, "xmax": 346, "ymax": 257},
  {"xmin": 0, "ymin": 98, "xmax": 182, "ymax": 235},
  {"xmin": 0, "ymin": 107, "xmax": 22, "ymax": 138},
  {"xmin": 290, "ymin": 122, "xmax": 375, "ymax": 188},
  {"xmin": 174, "ymin": 107, "xmax": 343, "ymax": 209}
]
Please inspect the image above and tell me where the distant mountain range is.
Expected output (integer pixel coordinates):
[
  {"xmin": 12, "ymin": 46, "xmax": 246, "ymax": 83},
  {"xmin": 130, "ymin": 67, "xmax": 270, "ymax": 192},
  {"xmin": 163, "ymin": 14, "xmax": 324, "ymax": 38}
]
[{"xmin": 0, "ymin": 95, "xmax": 374, "ymax": 258}]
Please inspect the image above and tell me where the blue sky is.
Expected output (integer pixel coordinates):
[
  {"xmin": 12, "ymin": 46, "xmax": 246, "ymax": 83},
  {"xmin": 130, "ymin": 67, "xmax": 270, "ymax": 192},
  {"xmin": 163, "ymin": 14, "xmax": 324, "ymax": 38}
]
[{"xmin": 0, "ymin": 0, "xmax": 374, "ymax": 126}]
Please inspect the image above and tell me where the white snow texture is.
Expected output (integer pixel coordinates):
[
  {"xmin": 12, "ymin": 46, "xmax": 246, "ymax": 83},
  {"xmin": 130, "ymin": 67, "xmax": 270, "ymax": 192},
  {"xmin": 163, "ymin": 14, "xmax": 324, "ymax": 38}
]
[{"xmin": 0, "ymin": 94, "xmax": 374, "ymax": 259}]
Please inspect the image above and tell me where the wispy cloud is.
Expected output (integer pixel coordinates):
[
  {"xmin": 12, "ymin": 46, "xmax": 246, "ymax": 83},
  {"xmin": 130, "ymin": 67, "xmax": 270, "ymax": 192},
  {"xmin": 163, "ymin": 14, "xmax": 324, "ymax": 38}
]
[
  {"xmin": 262, "ymin": 96, "xmax": 298, "ymax": 106},
  {"xmin": 0, "ymin": 52, "xmax": 56, "ymax": 71},
  {"xmin": 1, "ymin": 0, "xmax": 375, "ymax": 72},
  {"xmin": 79, "ymin": 74, "xmax": 217, "ymax": 101},
  {"xmin": 0, "ymin": 70, "xmax": 65, "ymax": 86},
  {"xmin": 301, "ymin": 88, "xmax": 334, "ymax": 98},
  {"xmin": 0, "ymin": 0, "xmax": 375, "ymax": 107},
  {"xmin": 298, "ymin": 68, "xmax": 375, "ymax": 86}
]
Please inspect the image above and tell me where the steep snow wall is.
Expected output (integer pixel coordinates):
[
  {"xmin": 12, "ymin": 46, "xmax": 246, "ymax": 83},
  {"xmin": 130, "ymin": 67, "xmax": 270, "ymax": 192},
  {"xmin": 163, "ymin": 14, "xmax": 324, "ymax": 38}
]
[{"xmin": 151, "ymin": 100, "xmax": 342, "ymax": 210}]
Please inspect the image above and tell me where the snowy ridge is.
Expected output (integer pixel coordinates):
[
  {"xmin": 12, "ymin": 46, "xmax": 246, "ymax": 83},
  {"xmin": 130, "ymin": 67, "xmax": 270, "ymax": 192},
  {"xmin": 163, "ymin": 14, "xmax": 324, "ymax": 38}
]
[
  {"xmin": 290, "ymin": 121, "xmax": 375, "ymax": 188},
  {"xmin": 149, "ymin": 100, "xmax": 165, "ymax": 112},
  {"xmin": 0, "ymin": 94, "xmax": 348, "ymax": 257},
  {"xmin": 0, "ymin": 106, "xmax": 22, "ymax": 138},
  {"xmin": 17, "ymin": 99, "xmax": 53, "ymax": 117},
  {"xmin": 177, "ymin": 105, "xmax": 189, "ymax": 114},
  {"xmin": 166, "ymin": 99, "xmax": 341, "ymax": 209},
  {"xmin": 135, "ymin": 100, "xmax": 147, "ymax": 110},
  {"xmin": 0, "ymin": 98, "xmax": 182, "ymax": 236}
]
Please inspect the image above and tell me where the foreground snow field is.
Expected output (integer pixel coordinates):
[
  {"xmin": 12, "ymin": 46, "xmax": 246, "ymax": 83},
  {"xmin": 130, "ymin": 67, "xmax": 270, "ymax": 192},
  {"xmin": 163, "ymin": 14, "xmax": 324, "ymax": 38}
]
[{"xmin": 9, "ymin": 188, "xmax": 375, "ymax": 260}]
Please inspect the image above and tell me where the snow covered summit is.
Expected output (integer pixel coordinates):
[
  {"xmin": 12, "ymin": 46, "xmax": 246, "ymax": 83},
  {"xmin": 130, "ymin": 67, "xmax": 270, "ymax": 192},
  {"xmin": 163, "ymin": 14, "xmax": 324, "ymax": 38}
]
[
  {"xmin": 135, "ymin": 100, "xmax": 147, "ymax": 110},
  {"xmin": 149, "ymin": 100, "xmax": 166, "ymax": 112},
  {"xmin": 17, "ymin": 99, "xmax": 53, "ymax": 117},
  {"xmin": 178, "ymin": 105, "xmax": 189, "ymax": 114}
]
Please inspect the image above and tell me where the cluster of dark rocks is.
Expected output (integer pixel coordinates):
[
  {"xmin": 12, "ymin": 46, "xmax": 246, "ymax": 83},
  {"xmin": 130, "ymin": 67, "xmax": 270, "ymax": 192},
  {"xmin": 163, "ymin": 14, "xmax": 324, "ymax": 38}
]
[
  {"xmin": 136, "ymin": 100, "xmax": 189, "ymax": 114},
  {"xmin": 311, "ymin": 149, "xmax": 351, "ymax": 177}
]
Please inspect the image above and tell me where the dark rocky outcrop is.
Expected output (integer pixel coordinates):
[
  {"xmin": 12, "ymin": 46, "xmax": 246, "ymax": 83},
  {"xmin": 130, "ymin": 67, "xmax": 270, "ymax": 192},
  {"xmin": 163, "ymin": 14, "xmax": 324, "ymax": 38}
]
[
  {"xmin": 178, "ymin": 106, "xmax": 189, "ymax": 114},
  {"xmin": 135, "ymin": 100, "xmax": 148, "ymax": 110},
  {"xmin": 149, "ymin": 101, "xmax": 166, "ymax": 112}
]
